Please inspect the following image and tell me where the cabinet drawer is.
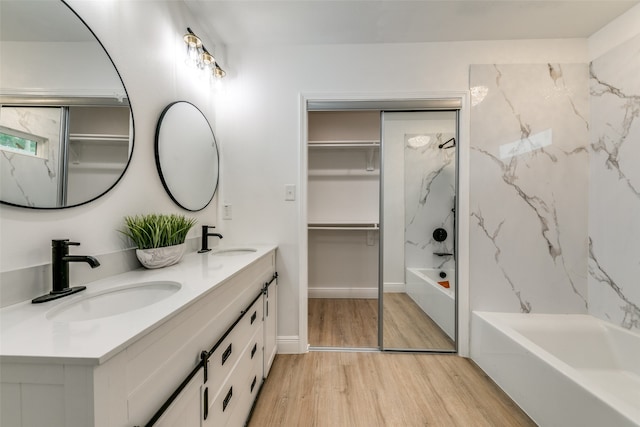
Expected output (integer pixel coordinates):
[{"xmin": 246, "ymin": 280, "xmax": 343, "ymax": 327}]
[
  {"xmin": 205, "ymin": 294, "xmax": 263, "ymax": 397},
  {"xmin": 203, "ymin": 324, "xmax": 264, "ymax": 426},
  {"xmin": 227, "ymin": 348, "xmax": 265, "ymax": 427}
]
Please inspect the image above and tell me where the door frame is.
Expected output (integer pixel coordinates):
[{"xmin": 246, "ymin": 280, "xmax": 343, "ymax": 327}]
[{"xmin": 298, "ymin": 91, "xmax": 471, "ymax": 356}]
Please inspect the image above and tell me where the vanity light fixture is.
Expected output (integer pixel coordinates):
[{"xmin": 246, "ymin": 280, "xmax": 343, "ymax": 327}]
[
  {"xmin": 214, "ymin": 64, "xmax": 226, "ymax": 79},
  {"xmin": 183, "ymin": 27, "xmax": 226, "ymax": 79}
]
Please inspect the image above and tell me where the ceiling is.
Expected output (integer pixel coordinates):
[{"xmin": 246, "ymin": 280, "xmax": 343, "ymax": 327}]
[
  {"xmin": 1, "ymin": 1, "xmax": 637, "ymax": 45},
  {"xmin": 184, "ymin": 0, "xmax": 638, "ymax": 46}
]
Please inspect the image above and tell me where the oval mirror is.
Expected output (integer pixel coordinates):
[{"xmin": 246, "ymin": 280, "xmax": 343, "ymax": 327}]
[
  {"xmin": 0, "ymin": 0, "xmax": 134, "ymax": 209},
  {"xmin": 155, "ymin": 102, "xmax": 219, "ymax": 211}
]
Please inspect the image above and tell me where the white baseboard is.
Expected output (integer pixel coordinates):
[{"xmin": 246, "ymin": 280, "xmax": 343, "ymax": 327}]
[
  {"xmin": 308, "ymin": 287, "xmax": 378, "ymax": 299},
  {"xmin": 383, "ymin": 282, "xmax": 406, "ymax": 293},
  {"xmin": 276, "ymin": 335, "xmax": 304, "ymax": 354}
]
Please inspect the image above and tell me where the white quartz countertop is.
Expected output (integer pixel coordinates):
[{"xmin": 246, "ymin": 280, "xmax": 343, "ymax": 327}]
[{"xmin": 0, "ymin": 245, "xmax": 277, "ymax": 365}]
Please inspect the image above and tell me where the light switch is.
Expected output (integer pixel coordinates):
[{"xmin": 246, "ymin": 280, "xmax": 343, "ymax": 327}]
[
  {"xmin": 285, "ymin": 184, "xmax": 296, "ymax": 201},
  {"xmin": 223, "ymin": 203, "xmax": 232, "ymax": 220}
]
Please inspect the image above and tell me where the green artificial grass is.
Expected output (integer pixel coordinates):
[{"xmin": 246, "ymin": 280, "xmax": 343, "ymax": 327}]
[{"xmin": 121, "ymin": 214, "xmax": 197, "ymax": 249}]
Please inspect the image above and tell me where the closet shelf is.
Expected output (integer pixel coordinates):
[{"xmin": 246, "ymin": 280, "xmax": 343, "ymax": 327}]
[
  {"xmin": 308, "ymin": 222, "xmax": 379, "ymax": 231},
  {"xmin": 68, "ymin": 162, "xmax": 127, "ymax": 170},
  {"xmin": 308, "ymin": 140, "xmax": 380, "ymax": 149},
  {"xmin": 69, "ymin": 133, "xmax": 130, "ymax": 144},
  {"xmin": 308, "ymin": 169, "xmax": 379, "ymax": 177}
]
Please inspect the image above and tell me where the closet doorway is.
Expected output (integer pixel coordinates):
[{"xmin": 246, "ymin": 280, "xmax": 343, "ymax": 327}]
[
  {"xmin": 307, "ymin": 110, "xmax": 380, "ymax": 349},
  {"xmin": 306, "ymin": 100, "xmax": 459, "ymax": 352}
]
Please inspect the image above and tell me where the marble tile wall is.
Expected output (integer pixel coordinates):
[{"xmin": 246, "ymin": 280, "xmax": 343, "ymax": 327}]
[
  {"xmin": 469, "ymin": 64, "xmax": 590, "ymax": 314},
  {"xmin": 404, "ymin": 132, "xmax": 456, "ymax": 271},
  {"xmin": 589, "ymin": 34, "xmax": 640, "ymax": 330}
]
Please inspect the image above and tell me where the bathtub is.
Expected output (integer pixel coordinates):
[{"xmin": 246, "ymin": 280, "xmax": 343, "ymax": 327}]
[
  {"xmin": 471, "ymin": 312, "xmax": 640, "ymax": 427},
  {"xmin": 405, "ymin": 268, "xmax": 455, "ymax": 340}
]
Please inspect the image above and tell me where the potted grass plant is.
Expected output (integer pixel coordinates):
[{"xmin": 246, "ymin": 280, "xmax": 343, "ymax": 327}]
[{"xmin": 121, "ymin": 213, "xmax": 197, "ymax": 269}]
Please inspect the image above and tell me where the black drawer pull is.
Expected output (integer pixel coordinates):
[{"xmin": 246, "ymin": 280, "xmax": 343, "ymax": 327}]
[
  {"xmin": 251, "ymin": 343, "xmax": 257, "ymax": 359},
  {"xmin": 266, "ymin": 300, "xmax": 269, "ymax": 317},
  {"xmin": 250, "ymin": 310, "xmax": 257, "ymax": 324},
  {"xmin": 221, "ymin": 343, "xmax": 232, "ymax": 366},
  {"xmin": 222, "ymin": 387, "xmax": 233, "ymax": 412},
  {"xmin": 251, "ymin": 376, "xmax": 257, "ymax": 393},
  {"xmin": 203, "ymin": 387, "xmax": 209, "ymax": 420}
]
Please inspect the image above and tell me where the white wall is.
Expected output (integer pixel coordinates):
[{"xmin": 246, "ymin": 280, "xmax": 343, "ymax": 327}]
[
  {"xmin": 216, "ymin": 38, "xmax": 588, "ymax": 351},
  {"xmin": 1, "ymin": 41, "xmax": 124, "ymax": 97},
  {"xmin": 0, "ymin": 1, "xmax": 220, "ymax": 273}
]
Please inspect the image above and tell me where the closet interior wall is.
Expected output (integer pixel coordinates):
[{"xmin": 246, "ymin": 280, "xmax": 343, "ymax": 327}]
[{"xmin": 307, "ymin": 111, "xmax": 380, "ymax": 300}]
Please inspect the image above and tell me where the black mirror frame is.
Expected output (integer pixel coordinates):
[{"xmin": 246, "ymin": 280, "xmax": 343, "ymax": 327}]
[
  {"xmin": 0, "ymin": 0, "xmax": 134, "ymax": 210},
  {"xmin": 154, "ymin": 101, "xmax": 220, "ymax": 212}
]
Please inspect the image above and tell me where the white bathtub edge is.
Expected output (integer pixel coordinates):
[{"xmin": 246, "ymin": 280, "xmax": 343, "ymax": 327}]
[{"xmin": 470, "ymin": 311, "xmax": 640, "ymax": 427}]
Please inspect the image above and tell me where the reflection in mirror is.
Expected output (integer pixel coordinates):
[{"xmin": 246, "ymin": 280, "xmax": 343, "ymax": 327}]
[
  {"xmin": 0, "ymin": 0, "xmax": 133, "ymax": 209},
  {"xmin": 155, "ymin": 102, "xmax": 219, "ymax": 211},
  {"xmin": 382, "ymin": 110, "xmax": 458, "ymax": 351}
]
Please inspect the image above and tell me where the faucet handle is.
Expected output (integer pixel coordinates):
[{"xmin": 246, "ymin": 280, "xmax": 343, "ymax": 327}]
[{"xmin": 51, "ymin": 239, "xmax": 80, "ymax": 248}]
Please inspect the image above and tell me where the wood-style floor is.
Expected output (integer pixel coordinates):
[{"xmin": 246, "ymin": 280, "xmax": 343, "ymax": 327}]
[
  {"xmin": 248, "ymin": 352, "xmax": 537, "ymax": 427},
  {"xmin": 308, "ymin": 294, "xmax": 454, "ymax": 350},
  {"xmin": 308, "ymin": 298, "xmax": 378, "ymax": 347},
  {"xmin": 383, "ymin": 293, "xmax": 454, "ymax": 350}
]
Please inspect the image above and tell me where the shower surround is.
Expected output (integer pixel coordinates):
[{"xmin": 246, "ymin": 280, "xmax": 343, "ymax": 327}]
[
  {"xmin": 404, "ymin": 132, "xmax": 456, "ymax": 272},
  {"xmin": 589, "ymin": 34, "xmax": 640, "ymax": 331},
  {"xmin": 469, "ymin": 63, "xmax": 590, "ymax": 315}
]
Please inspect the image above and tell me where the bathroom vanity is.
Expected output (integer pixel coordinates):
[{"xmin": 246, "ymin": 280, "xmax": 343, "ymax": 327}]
[{"xmin": 0, "ymin": 245, "xmax": 277, "ymax": 427}]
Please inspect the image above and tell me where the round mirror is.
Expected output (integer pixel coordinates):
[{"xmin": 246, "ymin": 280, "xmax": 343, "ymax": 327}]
[
  {"xmin": 155, "ymin": 102, "xmax": 219, "ymax": 211},
  {"xmin": 0, "ymin": 0, "xmax": 134, "ymax": 209}
]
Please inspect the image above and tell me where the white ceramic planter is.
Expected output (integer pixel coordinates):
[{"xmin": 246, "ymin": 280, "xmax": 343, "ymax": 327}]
[{"xmin": 135, "ymin": 243, "xmax": 186, "ymax": 269}]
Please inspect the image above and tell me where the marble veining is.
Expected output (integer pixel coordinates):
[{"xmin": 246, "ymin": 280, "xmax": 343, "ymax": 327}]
[
  {"xmin": 471, "ymin": 209, "xmax": 531, "ymax": 313},
  {"xmin": 589, "ymin": 34, "xmax": 640, "ymax": 330},
  {"xmin": 470, "ymin": 63, "xmax": 589, "ymax": 314}
]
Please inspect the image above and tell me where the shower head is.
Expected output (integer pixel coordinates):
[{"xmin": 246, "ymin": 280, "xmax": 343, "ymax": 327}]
[{"xmin": 438, "ymin": 137, "xmax": 456, "ymax": 149}]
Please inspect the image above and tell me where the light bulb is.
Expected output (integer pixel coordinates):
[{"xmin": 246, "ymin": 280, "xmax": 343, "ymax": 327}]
[
  {"xmin": 201, "ymin": 51, "xmax": 215, "ymax": 70},
  {"xmin": 214, "ymin": 64, "xmax": 226, "ymax": 79},
  {"xmin": 184, "ymin": 33, "xmax": 202, "ymax": 68}
]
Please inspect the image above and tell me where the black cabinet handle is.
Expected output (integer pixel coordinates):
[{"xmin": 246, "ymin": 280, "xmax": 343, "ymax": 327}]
[
  {"xmin": 221, "ymin": 343, "xmax": 232, "ymax": 366},
  {"xmin": 251, "ymin": 343, "xmax": 257, "ymax": 359},
  {"xmin": 250, "ymin": 310, "xmax": 257, "ymax": 324},
  {"xmin": 222, "ymin": 387, "xmax": 233, "ymax": 412},
  {"xmin": 251, "ymin": 376, "xmax": 257, "ymax": 393},
  {"xmin": 203, "ymin": 387, "xmax": 209, "ymax": 420}
]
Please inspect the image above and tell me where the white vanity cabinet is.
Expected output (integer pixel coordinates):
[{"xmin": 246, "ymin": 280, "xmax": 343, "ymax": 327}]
[
  {"xmin": 154, "ymin": 370, "xmax": 204, "ymax": 427},
  {"xmin": 0, "ymin": 247, "xmax": 277, "ymax": 427}
]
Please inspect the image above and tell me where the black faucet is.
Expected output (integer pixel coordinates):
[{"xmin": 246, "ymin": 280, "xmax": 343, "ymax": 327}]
[
  {"xmin": 32, "ymin": 239, "xmax": 101, "ymax": 304},
  {"xmin": 198, "ymin": 225, "xmax": 223, "ymax": 253}
]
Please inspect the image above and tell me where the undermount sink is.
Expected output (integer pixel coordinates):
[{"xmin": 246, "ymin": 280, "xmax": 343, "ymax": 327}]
[
  {"xmin": 46, "ymin": 281, "xmax": 182, "ymax": 322},
  {"xmin": 212, "ymin": 248, "xmax": 257, "ymax": 256}
]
